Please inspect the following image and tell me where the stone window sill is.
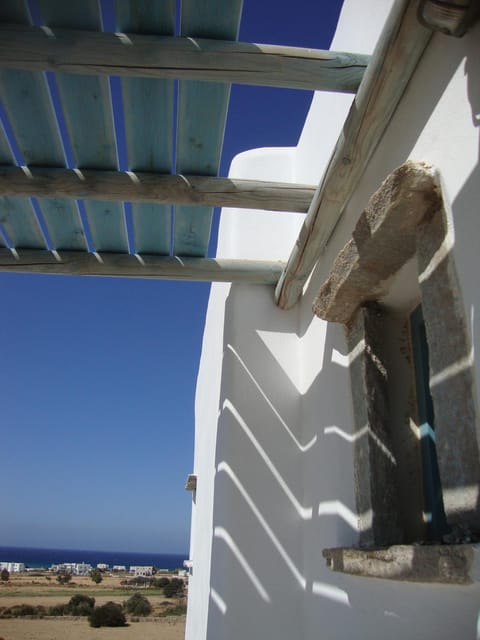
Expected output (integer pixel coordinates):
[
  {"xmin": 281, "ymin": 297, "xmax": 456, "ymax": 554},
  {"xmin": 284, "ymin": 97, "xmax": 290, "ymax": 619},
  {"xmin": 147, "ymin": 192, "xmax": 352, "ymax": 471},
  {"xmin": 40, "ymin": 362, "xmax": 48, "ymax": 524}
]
[{"xmin": 323, "ymin": 545, "xmax": 480, "ymax": 584}]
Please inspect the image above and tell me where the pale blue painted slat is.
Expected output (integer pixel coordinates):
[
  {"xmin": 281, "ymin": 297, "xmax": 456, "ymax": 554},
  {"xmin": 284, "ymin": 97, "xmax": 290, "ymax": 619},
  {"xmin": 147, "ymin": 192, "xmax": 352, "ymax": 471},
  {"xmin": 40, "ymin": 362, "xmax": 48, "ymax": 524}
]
[
  {"xmin": 174, "ymin": 204, "xmax": 216, "ymax": 257},
  {"xmin": 0, "ymin": 117, "xmax": 12, "ymax": 246},
  {"xmin": 180, "ymin": 0, "xmax": 242, "ymax": 40},
  {"xmin": 36, "ymin": 0, "xmax": 99, "ymax": 30},
  {"xmin": 0, "ymin": 126, "xmax": 11, "ymax": 247},
  {"xmin": 35, "ymin": 1, "xmax": 128, "ymax": 253},
  {"xmin": 37, "ymin": 197, "xmax": 86, "ymax": 251},
  {"xmin": 124, "ymin": 78, "xmax": 172, "ymax": 255},
  {"xmin": 122, "ymin": 78, "xmax": 173, "ymax": 174},
  {"xmin": 0, "ymin": 69, "xmax": 62, "ymax": 249},
  {"xmin": 1, "ymin": 0, "xmax": 98, "ymax": 251},
  {"xmin": 0, "ymin": 1, "xmax": 30, "ymax": 23},
  {"xmin": 85, "ymin": 200, "xmax": 126, "ymax": 253},
  {"xmin": 176, "ymin": 80, "xmax": 230, "ymax": 176},
  {"xmin": 130, "ymin": 203, "xmax": 171, "ymax": 255},
  {"xmin": 0, "ymin": 70, "xmax": 65, "ymax": 166},
  {"xmin": 0, "ymin": 126, "xmax": 13, "ymax": 164},
  {"xmin": 174, "ymin": 80, "xmax": 230, "ymax": 255},
  {"xmin": 114, "ymin": 0, "xmax": 175, "ymax": 256},
  {"xmin": 55, "ymin": 74, "xmax": 118, "ymax": 171},
  {"xmin": 174, "ymin": 0, "xmax": 242, "ymax": 256},
  {"xmin": 113, "ymin": 0, "xmax": 175, "ymax": 35},
  {"xmin": 0, "ymin": 196, "xmax": 45, "ymax": 248}
]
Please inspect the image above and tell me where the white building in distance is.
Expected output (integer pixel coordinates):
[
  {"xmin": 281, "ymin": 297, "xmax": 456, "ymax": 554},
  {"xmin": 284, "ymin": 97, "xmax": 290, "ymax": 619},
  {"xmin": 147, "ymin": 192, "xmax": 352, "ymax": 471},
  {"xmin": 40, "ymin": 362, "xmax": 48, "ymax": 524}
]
[
  {"xmin": 0, "ymin": 562, "xmax": 25, "ymax": 573},
  {"xmin": 51, "ymin": 562, "xmax": 92, "ymax": 576},
  {"xmin": 129, "ymin": 565, "xmax": 154, "ymax": 577}
]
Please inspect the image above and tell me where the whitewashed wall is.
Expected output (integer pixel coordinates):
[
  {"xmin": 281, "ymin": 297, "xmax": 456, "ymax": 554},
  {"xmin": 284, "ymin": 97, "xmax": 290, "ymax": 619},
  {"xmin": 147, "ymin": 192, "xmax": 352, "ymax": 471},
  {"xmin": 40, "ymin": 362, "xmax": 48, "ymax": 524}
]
[{"xmin": 186, "ymin": 1, "xmax": 480, "ymax": 638}]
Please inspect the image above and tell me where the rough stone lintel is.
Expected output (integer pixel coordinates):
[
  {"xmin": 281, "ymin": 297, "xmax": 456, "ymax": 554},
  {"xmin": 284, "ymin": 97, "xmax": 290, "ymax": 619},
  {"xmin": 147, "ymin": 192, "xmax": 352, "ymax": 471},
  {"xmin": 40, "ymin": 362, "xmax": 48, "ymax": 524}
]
[
  {"xmin": 313, "ymin": 161, "xmax": 442, "ymax": 324},
  {"xmin": 323, "ymin": 544, "xmax": 480, "ymax": 584}
]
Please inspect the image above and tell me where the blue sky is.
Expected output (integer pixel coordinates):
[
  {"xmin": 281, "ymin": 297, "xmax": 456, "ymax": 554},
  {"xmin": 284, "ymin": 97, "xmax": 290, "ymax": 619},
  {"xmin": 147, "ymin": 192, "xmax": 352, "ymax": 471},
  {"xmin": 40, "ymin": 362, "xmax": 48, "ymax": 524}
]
[{"xmin": 1, "ymin": 0, "xmax": 343, "ymax": 554}]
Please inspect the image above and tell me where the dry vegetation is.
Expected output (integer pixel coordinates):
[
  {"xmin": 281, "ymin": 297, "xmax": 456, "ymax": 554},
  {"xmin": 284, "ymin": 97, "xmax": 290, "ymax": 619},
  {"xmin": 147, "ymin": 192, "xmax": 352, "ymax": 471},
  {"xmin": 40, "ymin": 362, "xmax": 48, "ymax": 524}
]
[{"xmin": 0, "ymin": 571, "xmax": 186, "ymax": 640}]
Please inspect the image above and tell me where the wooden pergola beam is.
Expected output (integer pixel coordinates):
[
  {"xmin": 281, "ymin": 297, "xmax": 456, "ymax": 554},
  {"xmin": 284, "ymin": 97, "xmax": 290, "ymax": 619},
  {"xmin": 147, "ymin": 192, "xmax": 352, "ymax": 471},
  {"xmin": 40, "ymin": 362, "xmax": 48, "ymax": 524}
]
[
  {"xmin": 0, "ymin": 167, "xmax": 315, "ymax": 212},
  {"xmin": 275, "ymin": 0, "xmax": 433, "ymax": 308},
  {"xmin": 0, "ymin": 24, "xmax": 370, "ymax": 93},
  {"xmin": 0, "ymin": 249, "xmax": 285, "ymax": 284}
]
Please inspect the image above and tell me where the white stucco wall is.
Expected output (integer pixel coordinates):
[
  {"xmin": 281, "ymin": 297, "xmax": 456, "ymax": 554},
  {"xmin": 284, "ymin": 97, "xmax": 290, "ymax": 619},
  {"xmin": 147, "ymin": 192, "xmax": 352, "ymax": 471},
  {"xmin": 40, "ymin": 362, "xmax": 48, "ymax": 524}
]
[{"xmin": 186, "ymin": 1, "xmax": 480, "ymax": 639}]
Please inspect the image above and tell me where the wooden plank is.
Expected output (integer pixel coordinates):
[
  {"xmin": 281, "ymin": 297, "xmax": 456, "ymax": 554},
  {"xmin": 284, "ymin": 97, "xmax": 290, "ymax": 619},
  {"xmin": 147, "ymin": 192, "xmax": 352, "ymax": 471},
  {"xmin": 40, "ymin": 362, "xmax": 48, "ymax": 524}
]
[
  {"xmin": 0, "ymin": 126, "xmax": 10, "ymax": 247},
  {"xmin": 174, "ymin": 0, "xmax": 242, "ymax": 257},
  {"xmin": 0, "ymin": 70, "xmax": 86, "ymax": 248},
  {"xmin": 113, "ymin": 0, "xmax": 175, "ymax": 255},
  {"xmin": 0, "ymin": 167, "xmax": 316, "ymax": 212},
  {"xmin": 275, "ymin": 0, "xmax": 433, "ymax": 309},
  {"xmin": 36, "ymin": 0, "xmax": 99, "ymax": 31},
  {"xmin": 35, "ymin": 197, "xmax": 86, "ymax": 251},
  {"xmin": 175, "ymin": 81, "xmax": 230, "ymax": 255},
  {"xmin": 0, "ymin": 196, "xmax": 45, "ymax": 248},
  {"xmin": 0, "ymin": 68, "xmax": 63, "ymax": 250},
  {"xmin": 0, "ymin": 25, "xmax": 370, "ymax": 93},
  {"xmin": 0, "ymin": 248, "xmax": 286, "ymax": 284},
  {"xmin": 0, "ymin": 126, "xmax": 12, "ymax": 164},
  {"xmin": 34, "ymin": 1, "xmax": 128, "ymax": 254},
  {"xmin": 113, "ymin": 0, "xmax": 175, "ymax": 36},
  {"xmin": 0, "ymin": 1, "xmax": 30, "ymax": 23},
  {"xmin": 0, "ymin": 69, "xmax": 65, "ymax": 166}
]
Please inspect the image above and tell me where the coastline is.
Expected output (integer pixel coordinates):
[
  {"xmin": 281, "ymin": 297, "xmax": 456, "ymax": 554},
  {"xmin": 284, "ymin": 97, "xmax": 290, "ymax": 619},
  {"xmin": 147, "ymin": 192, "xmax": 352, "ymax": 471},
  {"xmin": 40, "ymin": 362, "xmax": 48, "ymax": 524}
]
[{"xmin": 0, "ymin": 546, "xmax": 187, "ymax": 571}]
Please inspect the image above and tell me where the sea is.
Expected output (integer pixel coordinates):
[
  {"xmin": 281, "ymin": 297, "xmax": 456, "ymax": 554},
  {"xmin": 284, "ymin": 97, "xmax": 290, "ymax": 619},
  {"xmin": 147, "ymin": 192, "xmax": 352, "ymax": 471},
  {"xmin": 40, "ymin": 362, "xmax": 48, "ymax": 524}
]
[{"xmin": 0, "ymin": 546, "xmax": 187, "ymax": 571}]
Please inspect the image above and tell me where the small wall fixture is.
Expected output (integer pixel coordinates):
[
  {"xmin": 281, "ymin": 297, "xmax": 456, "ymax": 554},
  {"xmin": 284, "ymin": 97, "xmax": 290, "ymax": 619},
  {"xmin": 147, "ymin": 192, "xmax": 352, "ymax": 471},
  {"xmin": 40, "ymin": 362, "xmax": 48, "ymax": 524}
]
[
  {"xmin": 418, "ymin": 0, "xmax": 480, "ymax": 37},
  {"xmin": 185, "ymin": 474, "xmax": 197, "ymax": 491}
]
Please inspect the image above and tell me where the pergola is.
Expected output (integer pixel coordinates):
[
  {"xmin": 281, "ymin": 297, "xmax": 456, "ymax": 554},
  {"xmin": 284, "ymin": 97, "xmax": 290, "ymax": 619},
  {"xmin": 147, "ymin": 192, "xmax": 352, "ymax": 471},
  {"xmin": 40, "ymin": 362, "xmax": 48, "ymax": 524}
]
[{"xmin": 0, "ymin": 1, "xmax": 434, "ymax": 306}]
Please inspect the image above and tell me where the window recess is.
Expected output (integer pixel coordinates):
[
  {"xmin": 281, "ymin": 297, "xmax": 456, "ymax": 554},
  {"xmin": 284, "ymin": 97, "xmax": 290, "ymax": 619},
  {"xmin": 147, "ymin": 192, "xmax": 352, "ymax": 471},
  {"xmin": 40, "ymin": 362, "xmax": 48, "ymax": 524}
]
[{"xmin": 315, "ymin": 162, "xmax": 480, "ymax": 583}]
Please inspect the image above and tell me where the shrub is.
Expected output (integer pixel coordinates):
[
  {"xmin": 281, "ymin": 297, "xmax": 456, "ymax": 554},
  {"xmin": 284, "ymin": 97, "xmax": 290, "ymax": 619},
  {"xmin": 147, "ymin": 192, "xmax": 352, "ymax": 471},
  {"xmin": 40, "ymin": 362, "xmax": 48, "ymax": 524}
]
[
  {"xmin": 89, "ymin": 602, "xmax": 127, "ymax": 628},
  {"xmin": 164, "ymin": 578, "xmax": 184, "ymax": 598},
  {"xmin": 49, "ymin": 603, "xmax": 68, "ymax": 616},
  {"xmin": 0, "ymin": 569, "xmax": 9, "ymax": 582},
  {"xmin": 124, "ymin": 592, "xmax": 152, "ymax": 616},
  {"xmin": 35, "ymin": 605, "xmax": 47, "ymax": 618},
  {"xmin": 9, "ymin": 604, "xmax": 38, "ymax": 617},
  {"xmin": 160, "ymin": 604, "xmax": 187, "ymax": 617},
  {"xmin": 155, "ymin": 577, "xmax": 170, "ymax": 588},
  {"xmin": 67, "ymin": 594, "xmax": 95, "ymax": 616}
]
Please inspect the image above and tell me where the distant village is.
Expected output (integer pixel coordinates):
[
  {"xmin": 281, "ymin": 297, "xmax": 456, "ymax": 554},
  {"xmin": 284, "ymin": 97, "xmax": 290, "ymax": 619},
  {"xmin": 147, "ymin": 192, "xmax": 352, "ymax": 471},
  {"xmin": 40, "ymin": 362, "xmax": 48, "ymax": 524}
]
[{"xmin": 0, "ymin": 561, "xmax": 187, "ymax": 577}]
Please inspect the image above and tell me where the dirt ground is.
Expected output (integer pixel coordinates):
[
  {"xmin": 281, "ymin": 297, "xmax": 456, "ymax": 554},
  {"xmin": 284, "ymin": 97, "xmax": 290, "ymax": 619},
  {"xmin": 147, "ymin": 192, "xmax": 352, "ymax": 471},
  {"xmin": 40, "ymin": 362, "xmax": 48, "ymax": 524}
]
[{"xmin": 0, "ymin": 617, "xmax": 186, "ymax": 640}]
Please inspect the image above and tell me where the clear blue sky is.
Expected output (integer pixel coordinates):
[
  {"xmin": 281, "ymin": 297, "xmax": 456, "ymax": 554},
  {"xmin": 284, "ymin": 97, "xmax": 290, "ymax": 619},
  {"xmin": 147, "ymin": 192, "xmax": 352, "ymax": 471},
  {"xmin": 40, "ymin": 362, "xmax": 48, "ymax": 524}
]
[{"xmin": 0, "ymin": 0, "xmax": 343, "ymax": 554}]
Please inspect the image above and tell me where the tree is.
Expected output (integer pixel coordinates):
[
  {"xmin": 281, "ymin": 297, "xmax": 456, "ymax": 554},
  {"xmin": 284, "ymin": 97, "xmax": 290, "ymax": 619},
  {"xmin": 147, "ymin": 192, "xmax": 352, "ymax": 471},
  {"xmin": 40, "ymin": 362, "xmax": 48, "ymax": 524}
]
[
  {"xmin": 56, "ymin": 570, "xmax": 72, "ymax": 585},
  {"xmin": 124, "ymin": 592, "xmax": 152, "ymax": 616},
  {"xmin": 89, "ymin": 568, "xmax": 103, "ymax": 584},
  {"xmin": 1, "ymin": 569, "xmax": 9, "ymax": 582},
  {"xmin": 89, "ymin": 602, "xmax": 127, "ymax": 628}
]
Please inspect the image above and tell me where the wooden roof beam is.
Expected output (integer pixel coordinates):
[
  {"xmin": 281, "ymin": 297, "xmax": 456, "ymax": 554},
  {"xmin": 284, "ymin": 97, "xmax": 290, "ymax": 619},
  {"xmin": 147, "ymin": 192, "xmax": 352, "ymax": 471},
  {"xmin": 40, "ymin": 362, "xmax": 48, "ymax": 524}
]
[
  {"xmin": 0, "ymin": 167, "xmax": 315, "ymax": 213},
  {"xmin": 0, "ymin": 24, "xmax": 369, "ymax": 93},
  {"xmin": 275, "ymin": 0, "xmax": 433, "ymax": 308},
  {"xmin": 0, "ymin": 249, "xmax": 285, "ymax": 284}
]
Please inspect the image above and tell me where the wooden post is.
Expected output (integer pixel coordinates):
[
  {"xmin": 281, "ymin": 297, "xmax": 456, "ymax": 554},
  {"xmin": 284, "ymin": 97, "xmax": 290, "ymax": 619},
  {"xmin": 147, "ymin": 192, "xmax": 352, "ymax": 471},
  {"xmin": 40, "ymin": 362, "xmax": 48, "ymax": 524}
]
[
  {"xmin": 275, "ymin": 0, "xmax": 433, "ymax": 309},
  {"xmin": 0, "ymin": 24, "xmax": 370, "ymax": 93},
  {"xmin": 0, "ymin": 167, "xmax": 315, "ymax": 213},
  {"xmin": 0, "ymin": 249, "xmax": 285, "ymax": 284}
]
